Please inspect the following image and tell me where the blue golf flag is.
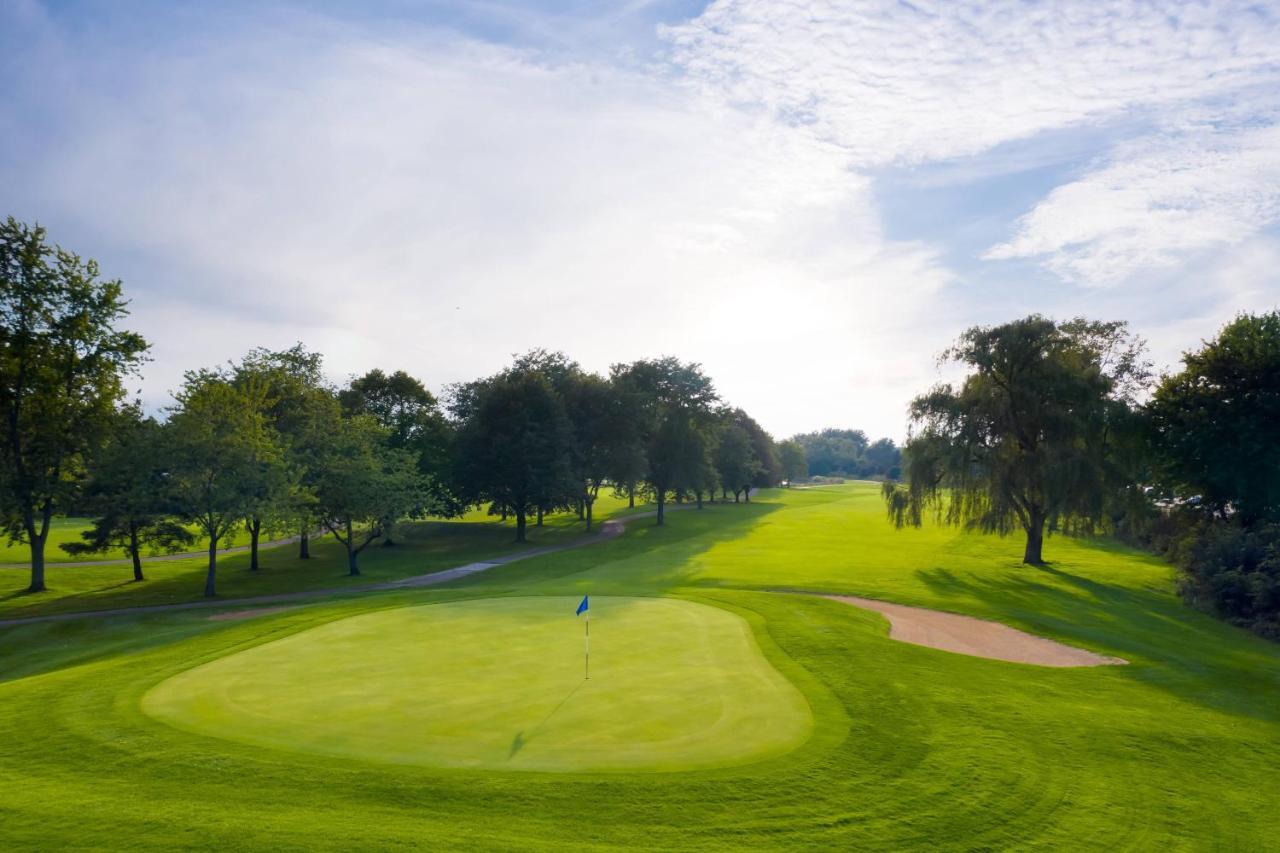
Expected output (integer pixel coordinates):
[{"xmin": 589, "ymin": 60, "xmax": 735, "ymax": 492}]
[{"xmin": 576, "ymin": 594, "xmax": 589, "ymax": 616}]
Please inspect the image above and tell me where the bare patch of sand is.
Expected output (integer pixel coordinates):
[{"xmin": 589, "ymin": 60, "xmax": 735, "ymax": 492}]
[
  {"xmin": 825, "ymin": 595, "xmax": 1127, "ymax": 667},
  {"xmin": 209, "ymin": 606, "xmax": 299, "ymax": 622}
]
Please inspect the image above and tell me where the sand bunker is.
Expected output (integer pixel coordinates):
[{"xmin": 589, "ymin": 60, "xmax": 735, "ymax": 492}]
[
  {"xmin": 208, "ymin": 606, "xmax": 299, "ymax": 622},
  {"xmin": 825, "ymin": 595, "xmax": 1126, "ymax": 667}
]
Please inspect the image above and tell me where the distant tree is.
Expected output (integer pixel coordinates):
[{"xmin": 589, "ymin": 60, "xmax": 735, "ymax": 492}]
[
  {"xmin": 0, "ymin": 217, "xmax": 149, "ymax": 592},
  {"xmin": 311, "ymin": 414, "xmax": 428, "ymax": 575},
  {"xmin": 732, "ymin": 409, "xmax": 779, "ymax": 497},
  {"xmin": 885, "ymin": 315, "xmax": 1148, "ymax": 565},
  {"xmin": 714, "ymin": 422, "xmax": 759, "ymax": 503},
  {"xmin": 612, "ymin": 358, "xmax": 718, "ymax": 525},
  {"xmin": 778, "ymin": 439, "xmax": 807, "ymax": 485},
  {"xmin": 561, "ymin": 371, "xmax": 625, "ymax": 531},
  {"xmin": 791, "ymin": 428, "xmax": 868, "ymax": 477},
  {"xmin": 166, "ymin": 375, "xmax": 285, "ymax": 597},
  {"xmin": 863, "ymin": 437, "xmax": 902, "ymax": 478},
  {"xmin": 1147, "ymin": 311, "xmax": 1280, "ymax": 525},
  {"xmin": 61, "ymin": 404, "xmax": 193, "ymax": 581},
  {"xmin": 452, "ymin": 370, "xmax": 576, "ymax": 542}
]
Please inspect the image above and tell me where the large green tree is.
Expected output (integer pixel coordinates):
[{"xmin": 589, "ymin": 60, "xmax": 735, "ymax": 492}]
[
  {"xmin": 232, "ymin": 345, "xmax": 338, "ymax": 562},
  {"xmin": 778, "ymin": 439, "xmax": 807, "ymax": 485},
  {"xmin": 612, "ymin": 358, "xmax": 718, "ymax": 525},
  {"xmin": 0, "ymin": 218, "xmax": 149, "ymax": 592},
  {"xmin": 311, "ymin": 414, "xmax": 427, "ymax": 575},
  {"xmin": 165, "ymin": 375, "xmax": 285, "ymax": 597},
  {"xmin": 451, "ymin": 369, "xmax": 575, "ymax": 542},
  {"xmin": 341, "ymin": 368, "xmax": 459, "ymax": 539},
  {"xmin": 62, "ymin": 404, "xmax": 192, "ymax": 581},
  {"xmin": 1148, "ymin": 311, "xmax": 1280, "ymax": 525},
  {"xmin": 885, "ymin": 315, "xmax": 1147, "ymax": 565}
]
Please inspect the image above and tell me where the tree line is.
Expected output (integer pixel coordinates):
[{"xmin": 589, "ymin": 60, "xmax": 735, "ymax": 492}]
[
  {"xmin": 884, "ymin": 313, "xmax": 1280, "ymax": 639},
  {"xmin": 787, "ymin": 428, "xmax": 901, "ymax": 480},
  {"xmin": 0, "ymin": 219, "xmax": 789, "ymax": 598}
]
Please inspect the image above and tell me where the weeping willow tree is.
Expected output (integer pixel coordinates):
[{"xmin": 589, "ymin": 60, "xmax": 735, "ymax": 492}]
[{"xmin": 884, "ymin": 316, "xmax": 1147, "ymax": 565}]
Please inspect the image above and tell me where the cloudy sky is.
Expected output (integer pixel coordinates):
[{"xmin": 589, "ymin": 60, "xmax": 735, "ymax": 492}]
[{"xmin": 3, "ymin": 0, "xmax": 1278, "ymax": 440}]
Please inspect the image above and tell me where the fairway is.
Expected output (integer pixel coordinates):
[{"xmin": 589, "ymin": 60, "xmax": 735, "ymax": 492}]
[{"xmin": 142, "ymin": 596, "xmax": 812, "ymax": 772}]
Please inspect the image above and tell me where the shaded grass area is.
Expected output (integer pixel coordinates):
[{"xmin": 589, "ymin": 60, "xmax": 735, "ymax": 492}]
[
  {"xmin": 0, "ymin": 483, "xmax": 1276, "ymax": 848},
  {"xmin": 0, "ymin": 492, "xmax": 649, "ymax": 619},
  {"xmin": 0, "ymin": 516, "xmax": 258, "ymax": 564}
]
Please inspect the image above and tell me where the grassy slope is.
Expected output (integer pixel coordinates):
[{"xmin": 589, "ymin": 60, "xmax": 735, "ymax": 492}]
[
  {"xmin": 0, "ymin": 483, "xmax": 1276, "ymax": 849},
  {"xmin": 0, "ymin": 493, "xmax": 647, "ymax": 618}
]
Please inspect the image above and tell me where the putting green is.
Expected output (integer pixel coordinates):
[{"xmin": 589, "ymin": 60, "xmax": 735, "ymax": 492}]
[{"xmin": 141, "ymin": 596, "xmax": 812, "ymax": 772}]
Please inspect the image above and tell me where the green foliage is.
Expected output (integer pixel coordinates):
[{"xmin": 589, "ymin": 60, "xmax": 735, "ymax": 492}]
[
  {"xmin": 60, "ymin": 404, "xmax": 193, "ymax": 580},
  {"xmin": 611, "ymin": 357, "xmax": 718, "ymax": 521},
  {"xmin": 311, "ymin": 414, "xmax": 428, "ymax": 574},
  {"xmin": 165, "ymin": 375, "xmax": 286, "ymax": 596},
  {"xmin": 0, "ymin": 217, "xmax": 148, "ymax": 591},
  {"xmin": 1148, "ymin": 311, "xmax": 1280, "ymax": 525},
  {"xmin": 887, "ymin": 315, "xmax": 1148, "ymax": 564},
  {"xmin": 452, "ymin": 368, "xmax": 576, "ymax": 541},
  {"xmin": 778, "ymin": 439, "xmax": 807, "ymax": 484},
  {"xmin": 791, "ymin": 428, "xmax": 899, "ymax": 478}
]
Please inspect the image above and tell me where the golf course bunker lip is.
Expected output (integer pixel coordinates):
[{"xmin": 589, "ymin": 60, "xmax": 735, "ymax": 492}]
[
  {"xmin": 143, "ymin": 596, "xmax": 812, "ymax": 773},
  {"xmin": 824, "ymin": 595, "xmax": 1128, "ymax": 667}
]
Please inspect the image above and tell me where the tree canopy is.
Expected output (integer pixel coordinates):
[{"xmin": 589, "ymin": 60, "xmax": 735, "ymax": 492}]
[{"xmin": 885, "ymin": 315, "xmax": 1148, "ymax": 565}]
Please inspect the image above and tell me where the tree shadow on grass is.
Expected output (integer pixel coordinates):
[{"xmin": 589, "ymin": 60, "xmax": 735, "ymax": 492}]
[{"xmin": 450, "ymin": 499, "xmax": 785, "ymax": 598}]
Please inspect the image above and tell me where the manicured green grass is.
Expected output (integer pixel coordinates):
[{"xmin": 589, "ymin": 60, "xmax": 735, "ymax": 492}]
[
  {"xmin": 0, "ymin": 483, "xmax": 1276, "ymax": 849},
  {"xmin": 142, "ymin": 596, "xmax": 811, "ymax": 772}
]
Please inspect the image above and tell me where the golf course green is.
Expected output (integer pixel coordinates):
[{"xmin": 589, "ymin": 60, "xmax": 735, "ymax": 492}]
[
  {"xmin": 2, "ymin": 483, "xmax": 1277, "ymax": 849},
  {"xmin": 142, "ymin": 596, "xmax": 812, "ymax": 771}
]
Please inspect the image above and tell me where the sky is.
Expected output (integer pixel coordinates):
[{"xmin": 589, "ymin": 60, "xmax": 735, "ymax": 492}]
[{"xmin": 2, "ymin": 0, "xmax": 1279, "ymax": 441}]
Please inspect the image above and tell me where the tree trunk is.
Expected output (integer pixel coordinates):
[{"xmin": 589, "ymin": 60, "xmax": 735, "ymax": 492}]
[
  {"xmin": 536, "ymin": 506, "xmax": 544, "ymax": 527},
  {"xmin": 656, "ymin": 488, "xmax": 666, "ymax": 526},
  {"xmin": 299, "ymin": 525, "xmax": 310, "ymax": 559},
  {"xmin": 25, "ymin": 504, "xmax": 51, "ymax": 593},
  {"xmin": 577, "ymin": 499, "xmax": 585, "ymax": 520},
  {"xmin": 346, "ymin": 519, "xmax": 361, "ymax": 575},
  {"xmin": 204, "ymin": 536, "xmax": 218, "ymax": 597},
  {"xmin": 515, "ymin": 508, "xmax": 527, "ymax": 542},
  {"xmin": 585, "ymin": 498, "xmax": 594, "ymax": 532},
  {"xmin": 1023, "ymin": 513, "xmax": 1046, "ymax": 565},
  {"xmin": 129, "ymin": 521, "xmax": 144, "ymax": 582},
  {"xmin": 743, "ymin": 486, "xmax": 750, "ymax": 503},
  {"xmin": 734, "ymin": 489, "xmax": 740, "ymax": 503},
  {"xmin": 500, "ymin": 506, "xmax": 508, "ymax": 522},
  {"xmin": 628, "ymin": 487, "xmax": 635, "ymax": 509},
  {"xmin": 249, "ymin": 516, "xmax": 261, "ymax": 571},
  {"xmin": 721, "ymin": 487, "xmax": 728, "ymax": 500},
  {"xmin": 696, "ymin": 490, "xmax": 703, "ymax": 509}
]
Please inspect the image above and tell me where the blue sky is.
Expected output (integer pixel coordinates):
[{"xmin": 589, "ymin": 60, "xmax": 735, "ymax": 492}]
[{"xmin": 3, "ymin": 0, "xmax": 1279, "ymax": 439}]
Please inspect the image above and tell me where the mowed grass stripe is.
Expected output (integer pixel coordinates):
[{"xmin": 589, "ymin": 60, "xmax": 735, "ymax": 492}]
[{"xmin": 0, "ymin": 483, "xmax": 1276, "ymax": 849}]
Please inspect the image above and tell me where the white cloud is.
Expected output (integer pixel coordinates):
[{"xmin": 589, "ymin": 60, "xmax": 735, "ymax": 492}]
[
  {"xmin": 663, "ymin": 0, "xmax": 1280, "ymax": 167},
  {"xmin": 985, "ymin": 121, "xmax": 1280, "ymax": 283},
  {"xmin": 1, "ymin": 9, "xmax": 953, "ymax": 440},
  {"xmin": 665, "ymin": 1, "xmax": 1280, "ymax": 286}
]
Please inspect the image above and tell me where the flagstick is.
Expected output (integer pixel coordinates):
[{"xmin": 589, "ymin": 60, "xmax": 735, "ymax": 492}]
[{"xmin": 584, "ymin": 611, "xmax": 590, "ymax": 680}]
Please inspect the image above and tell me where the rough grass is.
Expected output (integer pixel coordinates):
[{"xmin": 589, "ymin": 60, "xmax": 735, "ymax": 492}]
[{"xmin": 0, "ymin": 483, "xmax": 1276, "ymax": 850}]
